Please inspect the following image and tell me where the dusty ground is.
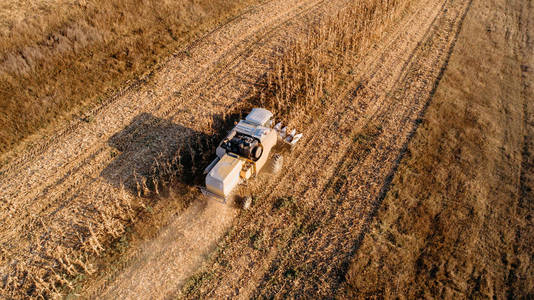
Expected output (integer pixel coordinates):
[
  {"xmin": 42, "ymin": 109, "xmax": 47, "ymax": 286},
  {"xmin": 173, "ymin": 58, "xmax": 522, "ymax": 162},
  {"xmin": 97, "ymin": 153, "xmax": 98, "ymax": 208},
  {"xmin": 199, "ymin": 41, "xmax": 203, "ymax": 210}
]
[
  {"xmin": 86, "ymin": 198, "xmax": 236, "ymax": 298},
  {"xmin": 1, "ymin": 0, "xmax": 531, "ymax": 298}
]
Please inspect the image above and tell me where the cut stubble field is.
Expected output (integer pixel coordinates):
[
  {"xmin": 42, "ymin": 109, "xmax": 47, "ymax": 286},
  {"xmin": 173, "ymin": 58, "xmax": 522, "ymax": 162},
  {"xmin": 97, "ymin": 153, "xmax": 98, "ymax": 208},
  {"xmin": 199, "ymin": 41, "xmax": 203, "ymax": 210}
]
[
  {"xmin": 2, "ymin": 0, "xmax": 366, "ymax": 297},
  {"xmin": 180, "ymin": 0, "xmax": 482, "ymax": 297},
  {"xmin": 0, "ymin": 0, "xmax": 532, "ymax": 298}
]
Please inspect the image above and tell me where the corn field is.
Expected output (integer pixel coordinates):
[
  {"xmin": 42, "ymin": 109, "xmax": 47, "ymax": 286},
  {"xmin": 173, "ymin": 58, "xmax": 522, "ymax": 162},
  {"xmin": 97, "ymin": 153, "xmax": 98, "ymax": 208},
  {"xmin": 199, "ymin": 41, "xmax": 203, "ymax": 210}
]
[{"xmin": 259, "ymin": 0, "xmax": 410, "ymax": 122}]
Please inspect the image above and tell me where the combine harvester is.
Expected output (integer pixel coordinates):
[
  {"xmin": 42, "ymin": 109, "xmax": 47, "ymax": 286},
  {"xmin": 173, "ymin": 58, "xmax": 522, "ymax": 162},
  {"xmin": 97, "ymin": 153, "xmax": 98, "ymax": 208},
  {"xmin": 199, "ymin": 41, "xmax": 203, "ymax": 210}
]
[{"xmin": 201, "ymin": 108, "xmax": 302, "ymax": 207}]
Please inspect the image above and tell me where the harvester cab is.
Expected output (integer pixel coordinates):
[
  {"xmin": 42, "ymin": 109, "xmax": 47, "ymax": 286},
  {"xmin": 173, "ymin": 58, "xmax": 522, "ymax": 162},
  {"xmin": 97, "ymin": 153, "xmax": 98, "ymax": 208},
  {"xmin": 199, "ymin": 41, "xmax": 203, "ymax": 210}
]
[{"xmin": 201, "ymin": 108, "xmax": 302, "ymax": 203}]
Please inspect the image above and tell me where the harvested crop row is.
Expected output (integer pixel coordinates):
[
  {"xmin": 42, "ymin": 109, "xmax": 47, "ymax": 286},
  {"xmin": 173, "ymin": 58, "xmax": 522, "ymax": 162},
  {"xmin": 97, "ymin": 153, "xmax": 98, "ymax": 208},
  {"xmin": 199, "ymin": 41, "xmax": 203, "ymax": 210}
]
[{"xmin": 0, "ymin": 0, "xmax": 260, "ymax": 156}]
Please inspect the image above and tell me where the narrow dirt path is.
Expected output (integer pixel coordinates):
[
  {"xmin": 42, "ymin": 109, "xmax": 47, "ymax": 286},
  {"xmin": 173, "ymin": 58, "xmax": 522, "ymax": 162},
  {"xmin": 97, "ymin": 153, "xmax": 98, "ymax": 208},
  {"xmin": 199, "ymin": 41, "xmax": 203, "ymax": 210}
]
[{"xmin": 91, "ymin": 199, "xmax": 236, "ymax": 299}]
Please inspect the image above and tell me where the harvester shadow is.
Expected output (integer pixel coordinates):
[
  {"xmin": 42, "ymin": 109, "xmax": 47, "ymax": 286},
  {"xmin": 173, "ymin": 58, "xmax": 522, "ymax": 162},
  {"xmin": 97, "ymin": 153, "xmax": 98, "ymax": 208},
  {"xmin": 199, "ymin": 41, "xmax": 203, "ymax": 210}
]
[{"xmin": 101, "ymin": 112, "xmax": 241, "ymax": 196}]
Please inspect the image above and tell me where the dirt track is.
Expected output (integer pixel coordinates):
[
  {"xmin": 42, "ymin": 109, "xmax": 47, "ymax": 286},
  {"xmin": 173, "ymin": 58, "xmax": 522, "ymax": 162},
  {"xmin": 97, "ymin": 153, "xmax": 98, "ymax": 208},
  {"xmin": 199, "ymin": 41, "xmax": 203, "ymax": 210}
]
[{"xmin": 0, "ymin": 0, "xmax": 474, "ymax": 298}]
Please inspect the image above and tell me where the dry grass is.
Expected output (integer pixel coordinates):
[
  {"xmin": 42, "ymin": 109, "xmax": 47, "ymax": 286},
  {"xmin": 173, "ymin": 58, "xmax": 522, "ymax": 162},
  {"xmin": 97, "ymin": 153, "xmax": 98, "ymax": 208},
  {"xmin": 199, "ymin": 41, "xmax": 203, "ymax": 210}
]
[
  {"xmin": 341, "ymin": 0, "xmax": 534, "ymax": 297},
  {"xmin": 0, "ymin": 0, "xmax": 259, "ymax": 156}
]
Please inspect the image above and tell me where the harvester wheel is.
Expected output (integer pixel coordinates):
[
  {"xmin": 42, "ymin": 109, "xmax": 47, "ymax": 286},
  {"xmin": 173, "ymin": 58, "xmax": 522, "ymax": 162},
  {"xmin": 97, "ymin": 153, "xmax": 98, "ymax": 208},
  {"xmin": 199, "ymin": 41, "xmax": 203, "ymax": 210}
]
[{"xmin": 271, "ymin": 153, "xmax": 283, "ymax": 174}]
